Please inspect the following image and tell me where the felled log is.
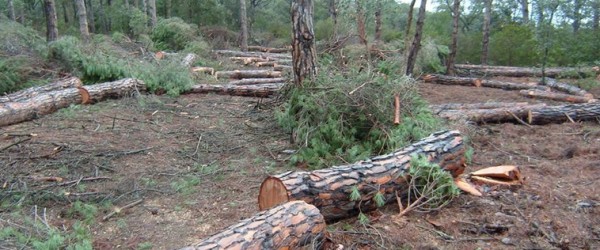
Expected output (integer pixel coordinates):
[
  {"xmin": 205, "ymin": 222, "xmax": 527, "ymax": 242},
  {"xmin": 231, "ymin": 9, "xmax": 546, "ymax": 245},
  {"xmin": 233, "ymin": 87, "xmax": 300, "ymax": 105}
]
[
  {"xmin": 181, "ymin": 201, "xmax": 325, "ymax": 250},
  {"xmin": 258, "ymin": 130, "xmax": 465, "ymax": 222},
  {"xmin": 519, "ymin": 89, "xmax": 596, "ymax": 103},
  {"xmin": 433, "ymin": 102, "xmax": 600, "ymax": 124},
  {"xmin": 540, "ymin": 77, "xmax": 594, "ymax": 98},
  {"xmin": 215, "ymin": 70, "xmax": 282, "ymax": 79},
  {"xmin": 455, "ymin": 64, "xmax": 597, "ymax": 78},
  {"xmin": 229, "ymin": 56, "xmax": 269, "ymax": 65},
  {"xmin": 0, "ymin": 78, "xmax": 145, "ymax": 127},
  {"xmin": 186, "ymin": 83, "xmax": 283, "ymax": 98},
  {"xmin": 430, "ymin": 102, "xmax": 531, "ymax": 112},
  {"xmin": 228, "ymin": 78, "xmax": 287, "ymax": 85},
  {"xmin": 255, "ymin": 61, "xmax": 278, "ymax": 67},
  {"xmin": 191, "ymin": 67, "xmax": 215, "ymax": 75},
  {"xmin": 181, "ymin": 53, "xmax": 197, "ymax": 67},
  {"xmin": 422, "ymin": 74, "xmax": 548, "ymax": 91},
  {"xmin": 0, "ymin": 77, "xmax": 82, "ymax": 103},
  {"xmin": 214, "ymin": 50, "xmax": 292, "ymax": 60},
  {"xmin": 247, "ymin": 45, "xmax": 291, "ymax": 53},
  {"xmin": 274, "ymin": 65, "xmax": 293, "ymax": 71}
]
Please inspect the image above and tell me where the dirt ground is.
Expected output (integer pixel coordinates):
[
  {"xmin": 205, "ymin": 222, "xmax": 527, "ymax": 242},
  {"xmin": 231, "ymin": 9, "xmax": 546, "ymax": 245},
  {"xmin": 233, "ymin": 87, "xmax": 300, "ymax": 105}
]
[{"xmin": 1, "ymin": 80, "xmax": 599, "ymax": 249}]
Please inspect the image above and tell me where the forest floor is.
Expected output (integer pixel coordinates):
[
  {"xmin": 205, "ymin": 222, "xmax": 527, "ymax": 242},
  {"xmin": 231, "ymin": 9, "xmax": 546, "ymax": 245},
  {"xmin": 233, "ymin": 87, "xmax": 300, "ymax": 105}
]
[{"xmin": 1, "ymin": 77, "xmax": 599, "ymax": 250}]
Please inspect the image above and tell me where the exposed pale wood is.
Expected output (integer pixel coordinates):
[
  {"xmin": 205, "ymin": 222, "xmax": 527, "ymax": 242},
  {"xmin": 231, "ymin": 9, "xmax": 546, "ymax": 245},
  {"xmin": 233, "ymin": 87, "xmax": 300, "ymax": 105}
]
[
  {"xmin": 215, "ymin": 70, "xmax": 282, "ymax": 79},
  {"xmin": 519, "ymin": 89, "xmax": 596, "ymax": 103},
  {"xmin": 422, "ymin": 74, "xmax": 549, "ymax": 91},
  {"xmin": 228, "ymin": 78, "xmax": 287, "ymax": 85},
  {"xmin": 258, "ymin": 130, "xmax": 465, "ymax": 222},
  {"xmin": 186, "ymin": 83, "xmax": 283, "ymax": 98},
  {"xmin": 191, "ymin": 67, "xmax": 215, "ymax": 75},
  {"xmin": 182, "ymin": 201, "xmax": 325, "ymax": 250},
  {"xmin": 229, "ymin": 56, "xmax": 269, "ymax": 65},
  {"xmin": 0, "ymin": 78, "xmax": 145, "ymax": 127},
  {"xmin": 394, "ymin": 94, "xmax": 401, "ymax": 125},
  {"xmin": 455, "ymin": 64, "xmax": 598, "ymax": 78}
]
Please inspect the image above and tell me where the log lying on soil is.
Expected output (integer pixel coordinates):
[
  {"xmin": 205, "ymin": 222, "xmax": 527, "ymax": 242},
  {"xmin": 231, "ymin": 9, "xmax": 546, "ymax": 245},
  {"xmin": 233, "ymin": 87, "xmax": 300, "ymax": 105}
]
[
  {"xmin": 0, "ymin": 78, "xmax": 145, "ymax": 127},
  {"xmin": 455, "ymin": 64, "xmax": 597, "ymax": 78},
  {"xmin": 258, "ymin": 130, "xmax": 466, "ymax": 222},
  {"xmin": 191, "ymin": 67, "xmax": 215, "ymax": 75},
  {"xmin": 541, "ymin": 77, "xmax": 594, "ymax": 98},
  {"xmin": 216, "ymin": 70, "xmax": 283, "ymax": 79},
  {"xmin": 430, "ymin": 102, "xmax": 531, "ymax": 112},
  {"xmin": 433, "ymin": 102, "xmax": 600, "ymax": 124},
  {"xmin": 181, "ymin": 201, "xmax": 325, "ymax": 250},
  {"xmin": 247, "ymin": 45, "xmax": 291, "ymax": 53},
  {"xmin": 215, "ymin": 50, "xmax": 292, "ymax": 60},
  {"xmin": 228, "ymin": 78, "xmax": 287, "ymax": 85},
  {"xmin": 229, "ymin": 56, "xmax": 269, "ymax": 65},
  {"xmin": 519, "ymin": 89, "xmax": 597, "ymax": 103},
  {"xmin": 422, "ymin": 74, "xmax": 548, "ymax": 91},
  {"xmin": 0, "ymin": 77, "xmax": 82, "ymax": 103},
  {"xmin": 274, "ymin": 65, "xmax": 293, "ymax": 71},
  {"xmin": 186, "ymin": 83, "xmax": 283, "ymax": 97}
]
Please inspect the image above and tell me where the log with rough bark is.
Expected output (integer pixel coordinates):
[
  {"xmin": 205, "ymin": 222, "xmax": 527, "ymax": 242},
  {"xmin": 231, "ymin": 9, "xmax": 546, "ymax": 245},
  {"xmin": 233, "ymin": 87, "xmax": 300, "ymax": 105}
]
[
  {"xmin": 181, "ymin": 201, "xmax": 325, "ymax": 250},
  {"xmin": 215, "ymin": 50, "xmax": 292, "ymax": 60},
  {"xmin": 0, "ymin": 77, "xmax": 82, "ymax": 103},
  {"xmin": 247, "ymin": 45, "xmax": 292, "ymax": 53},
  {"xmin": 0, "ymin": 78, "xmax": 145, "ymax": 127},
  {"xmin": 519, "ymin": 89, "xmax": 597, "ymax": 103},
  {"xmin": 186, "ymin": 83, "xmax": 283, "ymax": 98},
  {"xmin": 229, "ymin": 56, "xmax": 269, "ymax": 65},
  {"xmin": 433, "ymin": 102, "xmax": 600, "ymax": 124},
  {"xmin": 258, "ymin": 130, "xmax": 466, "ymax": 222},
  {"xmin": 228, "ymin": 78, "xmax": 287, "ymax": 85},
  {"xmin": 455, "ymin": 64, "xmax": 598, "ymax": 78},
  {"xmin": 254, "ymin": 61, "xmax": 278, "ymax": 67},
  {"xmin": 430, "ymin": 102, "xmax": 531, "ymax": 112},
  {"xmin": 216, "ymin": 70, "xmax": 283, "ymax": 79},
  {"xmin": 422, "ymin": 74, "xmax": 548, "ymax": 91},
  {"xmin": 274, "ymin": 65, "xmax": 293, "ymax": 71},
  {"xmin": 540, "ymin": 77, "xmax": 594, "ymax": 98}
]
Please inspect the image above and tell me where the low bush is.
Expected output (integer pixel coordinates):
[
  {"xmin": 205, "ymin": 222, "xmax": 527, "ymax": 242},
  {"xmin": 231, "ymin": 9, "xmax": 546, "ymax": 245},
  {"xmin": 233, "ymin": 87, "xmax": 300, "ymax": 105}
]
[{"xmin": 152, "ymin": 17, "xmax": 200, "ymax": 51}]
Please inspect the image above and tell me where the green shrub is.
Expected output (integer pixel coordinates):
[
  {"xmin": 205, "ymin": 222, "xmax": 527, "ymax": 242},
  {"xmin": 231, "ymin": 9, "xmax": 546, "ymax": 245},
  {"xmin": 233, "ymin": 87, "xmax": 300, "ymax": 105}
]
[
  {"xmin": 129, "ymin": 8, "xmax": 150, "ymax": 38},
  {"xmin": 382, "ymin": 30, "xmax": 403, "ymax": 43},
  {"xmin": 315, "ymin": 18, "xmax": 334, "ymax": 41},
  {"xmin": 277, "ymin": 65, "xmax": 441, "ymax": 169},
  {"xmin": 184, "ymin": 40, "xmax": 211, "ymax": 57},
  {"xmin": 130, "ymin": 59, "xmax": 194, "ymax": 96},
  {"xmin": 416, "ymin": 40, "xmax": 447, "ymax": 74},
  {"xmin": 152, "ymin": 17, "xmax": 199, "ymax": 51}
]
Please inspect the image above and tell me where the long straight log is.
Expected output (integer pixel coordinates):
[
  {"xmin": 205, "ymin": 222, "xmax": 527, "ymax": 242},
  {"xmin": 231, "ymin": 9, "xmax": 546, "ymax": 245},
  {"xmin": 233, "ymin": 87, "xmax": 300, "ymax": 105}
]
[
  {"xmin": 215, "ymin": 70, "xmax": 283, "ymax": 79},
  {"xmin": 215, "ymin": 50, "xmax": 292, "ymax": 60},
  {"xmin": 229, "ymin": 56, "xmax": 269, "ymax": 65},
  {"xmin": 455, "ymin": 64, "xmax": 597, "ymax": 78},
  {"xmin": 0, "ymin": 77, "xmax": 82, "ymax": 103},
  {"xmin": 186, "ymin": 83, "xmax": 283, "ymax": 97},
  {"xmin": 541, "ymin": 77, "xmax": 594, "ymax": 98},
  {"xmin": 519, "ymin": 89, "xmax": 596, "ymax": 103},
  {"xmin": 258, "ymin": 130, "xmax": 465, "ymax": 222},
  {"xmin": 422, "ymin": 74, "xmax": 548, "ymax": 91},
  {"xmin": 434, "ymin": 104, "xmax": 547, "ymax": 123},
  {"xmin": 228, "ymin": 78, "xmax": 287, "ymax": 85},
  {"xmin": 181, "ymin": 201, "xmax": 325, "ymax": 250},
  {"xmin": 0, "ymin": 78, "xmax": 145, "ymax": 127},
  {"xmin": 247, "ymin": 45, "xmax": 291, "ymax": 53},
  {"xmin": 430, "ymin": 102, "xmax": 531, "ymax": 113}
]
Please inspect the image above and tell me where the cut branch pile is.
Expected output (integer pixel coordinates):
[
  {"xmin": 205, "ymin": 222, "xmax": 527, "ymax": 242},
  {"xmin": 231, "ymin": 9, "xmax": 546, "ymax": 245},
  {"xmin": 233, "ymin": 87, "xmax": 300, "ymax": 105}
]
[
  {"xmin": 181, "ymin": 201, "xmax": 325, "ymax": 250},
  {"xmin": 0, "ymin": 78, "xmax": 145, "ymax": 127},
  {"xmin": 258, "ymin": 130, "xmax": 466, "ymax": 222}
]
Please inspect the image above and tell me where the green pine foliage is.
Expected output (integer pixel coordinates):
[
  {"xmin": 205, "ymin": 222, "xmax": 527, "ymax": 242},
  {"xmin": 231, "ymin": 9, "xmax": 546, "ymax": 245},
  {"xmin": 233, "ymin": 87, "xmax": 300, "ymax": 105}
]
[
  {"xmin": 152, "ymin": 17, "xmax": 200, "ymax": 51},
  {"xmin": 277, "ymin": 63, "xmax": 441, "ymax": 169},
  {"xmin": 408, "ymin": 154, "xmax": 460, "ymax": 210}
]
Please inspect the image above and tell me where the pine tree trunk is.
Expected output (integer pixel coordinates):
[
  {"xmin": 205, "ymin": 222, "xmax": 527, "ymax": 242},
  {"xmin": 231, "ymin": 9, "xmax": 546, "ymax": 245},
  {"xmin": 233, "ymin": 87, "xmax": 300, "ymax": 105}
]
[
  {"xmin": 258, "ymin": 130, "xmax": 466, "ymax": 222},
  {"xmin": 572, "ymin": 0, "xmax": 582, "ymax": 33},
  {"xmin": 374, "ymin": 0, "xmax": 382, "ymax": 44},
  {"xmin": 328, "ymin": 0, "xmax": 337, "ymax": 37},
  {"xmin": 355, "ymin": 0, "xmax": 367, "ymax": 47},
  {"xmin": 406, "ymin": 0, "xmax": 427, "ymax": 76},
  {"xmin": 291, "ymin": 0, "xmax": 317, "ymax": 86},
  {"xmin": 8, "ymin": 0, "xmax": 16, "ymax": 21},
  {"xmin": 520, "ymin": 0, "xmax": 529, "ymax": 24},
  {"xmin": 240, "ymin": 0, "xmax": 248, "ymax": 52},
  {"xmin": 86, "ymin": 0, "xmax": 96, "ymax": 33},
  {"xmin": 43, "ymin": 0, "xmax": 59, "ymax": 42},
  {"xmin": 98, "ymin": 0, "xmax": 108, "ymax": 33},
  {"xmin": 446, "ymin": 0, "xmax": 460, "ymax": 75},
  {"xmin": 481, "ymin": 0, "xmax": 492, "ymax": 65},
  {"xmin": 147, "ymin": 0, "xmax": 156, "ymax": 28},
  {"xmin": 405, "ymin": 0, "xmax": 416, "ymax": 38},
  {"xmin": 61, "ymin": 0, "xmax": 69, "ymax": 24},
  {"xmin": 75, "ymin": 0, "xmax": 91, "ymax": 42}
]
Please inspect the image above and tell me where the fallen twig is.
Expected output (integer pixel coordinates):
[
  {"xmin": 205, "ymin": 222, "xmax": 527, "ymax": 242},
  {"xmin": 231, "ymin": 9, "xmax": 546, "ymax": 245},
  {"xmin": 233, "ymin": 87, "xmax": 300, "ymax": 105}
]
[
  {"xmin": 40, "ymin": 176, "xmax": 111, "ymax": 189},
  {"xmin": 0, "ymin": 137, "xmax": 32, "ymax": 152},
  {"xmin": 102, "ymin": 199, "xmax": 144, "ymax": 221}
]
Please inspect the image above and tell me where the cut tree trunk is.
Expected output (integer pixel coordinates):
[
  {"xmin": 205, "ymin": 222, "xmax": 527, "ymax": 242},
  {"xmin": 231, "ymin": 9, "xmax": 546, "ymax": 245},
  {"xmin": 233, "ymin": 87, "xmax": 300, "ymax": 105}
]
[
  {"xmin": 430, "ymin": 102, "xmax": 531, "ymax": 112},
  {"xmin": 433, "ymin": 102, "xmax": 600, "ymax": 124},
  {"xmin": 180, "ymin": 201, "xmax": 325, "ymax": 250},
  {"xmin": 0, "ymin": 78, "xmax": 145, "ymax": 127},
  {"xmin": 422, "ymin": 74, "xmax": 548, "ymax": 91},
  {"xmin": 230, "ymin": 57, "xmax": 269, "ymax": 65},
  {"xmin": 228, "ymin": 78, "xmax": 287, "ymax": 85},
  {"xmin": 247, "ymin": 46, "xmax": 291, "ymax": 53},
  {"xmin": 258, "ymin": 130, "xmax": 465, "ymax": 222},
  {"xmin": 541, "ymin": 77, "xmax": 594, "ymax": 98},
  {"xmin": 215, "ymin": 50, "xmax": 292, "ymax": 60},
  {"xmin": 216, "ymin": 70, "xmax": 282, "ymax": 79},
  {"xmin": 455, "ymin": 64, "xmax": 598, "ymax": 78},
  {"xmin": 186, "ymin": 83, "xmax": 283, "ymax": 98},
  {"xmin": 0, "ymin": 77, "xmax": 82, "ymax": 103},
  {"xmin": 519, "ymin": 89, "xmax": 596, "ymax": 103}
]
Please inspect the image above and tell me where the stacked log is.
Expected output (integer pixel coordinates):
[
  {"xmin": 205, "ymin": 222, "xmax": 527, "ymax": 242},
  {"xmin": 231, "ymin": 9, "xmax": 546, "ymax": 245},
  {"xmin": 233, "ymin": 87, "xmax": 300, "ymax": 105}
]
[
  {"xmin": 228, "ymin": 78, "xmax": 287, "ymax": 86},
  {"xmin": 215, "ymin": 70, "xmax": 283, "ymax": 80},
  {"xmin": 455, "ymin": 64, "xmax": 597, "ymax": 78},
  {"xmin": 540, "ymin": 77, "xmax": 594, "ymax": 98},
  {"xmin": 421, "ymin": 74, "xmax": 548, "ymax": 91},
  {"xmin": 258, "ymin": 130, "xmax": 466, "ymax": 222},
  {"xmin": 181, "ymin": 201, "xmax": 325, "ymax": 250},
  {"xmin": 186, "ymin": 83, "xmax": 283, "ymax": 98},
  {"xmin": 0, "ymin": 78, "xmax": 145, "ymax": 127},
  {"xmin": 214, "ymin": 50, "xmax": 292, "ymax": 60},
  {"xmin": 519, "ymin": 89, "xmax": 596, "ymax": 103}
]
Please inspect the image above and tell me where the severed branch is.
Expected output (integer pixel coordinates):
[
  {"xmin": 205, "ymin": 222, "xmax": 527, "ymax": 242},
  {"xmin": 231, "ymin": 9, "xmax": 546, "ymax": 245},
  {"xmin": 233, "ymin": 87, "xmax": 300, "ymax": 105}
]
[
  {"xmin": 102, "ymin": 199, "xmax": 144, "ymax": 221},
  {"xmin": 394, "ymin": 94, "xmax": 401, "ymax": 125}
]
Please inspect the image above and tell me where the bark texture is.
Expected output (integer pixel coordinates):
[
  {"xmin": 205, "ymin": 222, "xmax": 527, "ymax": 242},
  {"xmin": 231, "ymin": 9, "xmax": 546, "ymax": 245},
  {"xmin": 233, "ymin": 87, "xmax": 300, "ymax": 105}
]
[
  {"xmin": 422, "ymin": 74, "xmax": 548, "ymax": 91},
  {"xmin": 291, "ymin": 0, "xmax": 317, "ymax": 86},
  {"xmin": 258, "ymin": 130, "xmax": 465, "ymax": 222},
  {"xmin": 215, "ymin": 70, "xmax": 282, "ymax": 79},
  {"xmin": 455, "ymin": 64, "xmax": 597, "ymax": 78},
  {"xmin": 0, "ymin": 77, "xmax": 82, "ymax": 103},
  {"xmin": 481, "ymin": 0, "xmax": 492, "ymax": 65},
  {"xmin": 186, "ymin": 83, "xmax": 283, "ymax": 98},
  {"xmin": 374, "ymin": 0, "xmax": 382, "ymax": 43},
  {"xmin": 228, "ymin": 78, "xmax": 287, "ymax": 85},
  {"xmin": 43, "ymin": 0, "xmax": 59, "ymax": 42},
  {"xmin": 446, "ymin": 0, "xmax": 460, "ymax": 75},
  {"xmin": 148, "ymin": 0, "xmax": 157, "ymax": 28},
  {"xmin": 247, "ymin": 46, "xmax": 290, "ymax": 53},
  {"xmin": 0, "ymin": 78, "xmax": 145, "ymax": 127},
  {"xmin": 406, "ymin": 0, "xmax": 427, "ymax": 75},
  {"xmin": 75, "ymin": 0, "xmax": 90, "ymax": 42},
  {"xmin": 181, "ymin": 201, "xmax": 325, "ymax": 250},
  {"xmin": 519, "ymin": 89, "xmax": 596, "ymax": 103},
  {"xmin": 239, "ymin": 0, "xmax": 249, "ymax": 52},
  {"xmin": 215, "ymin": 50, "xmax": 292, "ymax": 60},
  {"xmin": 540, "ymin": 77, "xmax": 593, "ymax": 98}
]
